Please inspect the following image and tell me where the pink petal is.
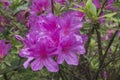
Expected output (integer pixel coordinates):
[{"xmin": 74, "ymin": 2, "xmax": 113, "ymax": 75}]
[
  {"xmin": 64, "ymin": 52, "xmax": 78, "ymax": 65},
  {"xmin": 57, "ymin": 53, "xmax": 64, "ymax": 64},
  {"xmin": 19, "ymin": 48, "xmax": 31, "ymax": 57},
  {"xmin": 76, "ymin": 46, "xmax": 86, "ymax": 54},
  {"xmin": 23, "ymin": 57, "xmax": 34, "ymax": 69},
  {"xmin": 44, "ymin": 58, "xmax": 59, "ymax": 72},
  {"xmin": 31, "ymin": 58, "xmax": 44, "ymax": 71}
]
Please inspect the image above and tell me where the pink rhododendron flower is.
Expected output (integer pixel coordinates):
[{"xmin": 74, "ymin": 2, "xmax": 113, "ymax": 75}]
[
  {"xmin": 57, "ymin": 34, "xmax": 86, "ymax": 65},
  {"xmin": 16, "ymin": 31, "xmax": 59, "ymax": 72},
  {"xmin": 0, "ymin": 40, "xmax": 11, "ymax": 59},
  {"xmin": 16, "ymin": 12, "xmax": 86, "ymax": 72},
  {"xmin": 55, "ymin": 12, "xmax": 86, "ymax": 65}
]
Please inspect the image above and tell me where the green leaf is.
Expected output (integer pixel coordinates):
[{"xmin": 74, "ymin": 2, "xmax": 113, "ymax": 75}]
[
  {"xmin": 70, "ymin": 8, "xmax": 84, "ymax": 13},
  {"xmin": 100, "ymin": 12, "xmax": 117, "ymax": 18},
  {"xmin": 90, "ymin": 3, "xmax": 97, "ymax": 16},
  {"xmin": 13, "ymin": 3, "xmax": 28, "ymax": 14},
  {"xmin": 4, "ymin": 61, "xmax": 11, "ymax": 67},
  {"xmin": 85, "ymin": 0, "xmax": 97, "ymax": 18},
  {"xmin": 86, "ymin": 0, "xmax": 92, "ymax": 6}
]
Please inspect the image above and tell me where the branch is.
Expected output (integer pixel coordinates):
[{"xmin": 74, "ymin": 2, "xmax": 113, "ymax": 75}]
[
  {"xmin": 94, "ymin": 30, "xmax": 118, "ymax": 80},
  {"xmin": 51, "ymin": 0, "xmax": 54, "ymax": 14},
  {"xmin": 85, "ymin": 27, "xmax": 94, "ymax": 54},
  {"xmin": 94, "ymin": 25, "xmax": 103, "ymax": 61}
]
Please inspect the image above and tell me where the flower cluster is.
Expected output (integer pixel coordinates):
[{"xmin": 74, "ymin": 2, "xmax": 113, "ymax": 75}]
[
  {"xmin": 0, "ymin": 40, "xmax": 11, "ymax": 59},
  {"xmin": 16, "ymin": 7, "xmax": 87, "ymax": 72}
]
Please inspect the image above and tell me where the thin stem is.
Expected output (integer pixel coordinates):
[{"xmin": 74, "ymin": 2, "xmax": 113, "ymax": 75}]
[
  {"xmin": 95, "ymin": 28, "xmax": 103, "ymax": 61},
  {"xmin": 85, "ymin": 27, "xmax": 94, "ymax": 54},
  {"xmin": 103, "ymin": 31, "xmax": 118, "ymax": 61},
  {"xmin": 94, "ymin": 30, "xmax": 118, "ymax": 80},
  {"xmin": 51, "ymin": 0, "xmax": 54, "ymax": 14}
]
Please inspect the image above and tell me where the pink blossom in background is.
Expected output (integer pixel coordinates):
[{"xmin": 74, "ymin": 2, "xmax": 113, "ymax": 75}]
[
  {"xmin": 99, "ymin": 12, "xmax": 105, "ymax": 24},
  {"xmin": 118, "ymin": 31, "xmax": 120, "ymax": 37},
  {"xmin": 93, "ymin": 0, "xmax": 115, "ymax": 10},
  {"xmin": 55, "ymin": 0, "xmax": 67, "ymax": 4},
  {"xmin": 93, "ymin": 0, "xmax": 101, "ymax": 8},
  {"xmin": 0, "ymin": 0, "xmax": 10, "ymax": 9},
  {"xmin": 0, "ymin": 40, "xmax": 11, "ymax": 59},
  {"xmin": 16, "ymin": 10, "xmax": 29, "ymax": 24},
  {"xmin": 30, "ymin": 0, "xmax": 51, "ymax": 15},
  {"xmin": 102, "ymin": 29, "xmax": 115, "ymax": 41},
  {"xmin": 106, "ymin": 0, "xmax": 115, "ymax": 10},
  {"xmin": 103, "ymin": 71, "xmax": 108, "ymax": 79}
]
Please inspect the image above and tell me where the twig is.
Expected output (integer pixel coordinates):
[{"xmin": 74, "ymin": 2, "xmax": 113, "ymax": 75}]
[
  {"xmin": 94, "ymin": 30, "xmax": 118, "ymax": 80},
  {"xmin": 51, "ymin": 0, "xmax": 54, "ymax": 14},
  {"xmin": 85, "ymin": 27, "xmax": 94, "ymax": 54},
  {"xmin": 94, "ymin": 25, "xmax": 103, "ymax": 61}
]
